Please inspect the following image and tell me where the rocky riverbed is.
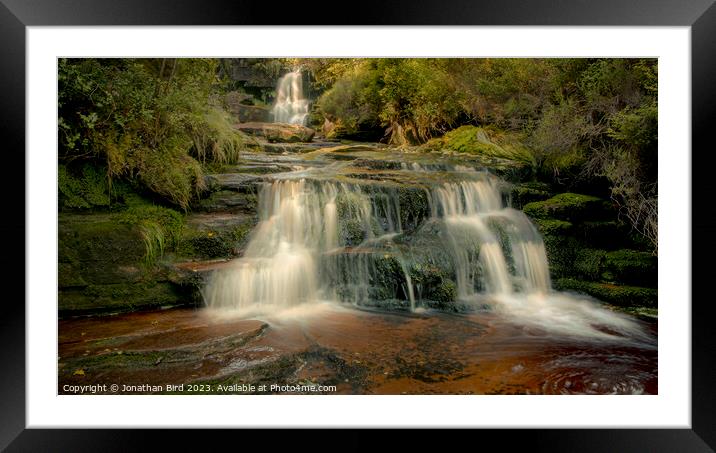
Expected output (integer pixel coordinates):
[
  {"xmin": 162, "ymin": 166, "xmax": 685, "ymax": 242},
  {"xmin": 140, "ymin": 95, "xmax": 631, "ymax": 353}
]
[{"xmin": 59, "ymin": 304, "xmax": 657, "ymax": 395}]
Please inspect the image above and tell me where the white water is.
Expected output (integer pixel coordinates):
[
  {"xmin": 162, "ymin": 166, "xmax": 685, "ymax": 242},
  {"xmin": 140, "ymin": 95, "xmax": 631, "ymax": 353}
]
[
  {"xmin": 204, "ymin": 171, "xmax": 646, "ymax": 340},
  {"xmin": 271, "ymin": 70, "xmax": 309, "ymax": 125},
  {"xmin": 431, "ymin": 178, "xmax": 551, "ymax": 297},
  {"xmin": 204, "ymin": 179, "xmax": 402, "ymax": 312}
]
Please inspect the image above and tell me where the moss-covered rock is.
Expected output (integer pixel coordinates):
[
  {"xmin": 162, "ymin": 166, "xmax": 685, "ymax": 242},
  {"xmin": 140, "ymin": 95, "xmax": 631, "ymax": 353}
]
[
  {"xmin": 425, "ymin": 125, "xmax": 536, "ymax": 166},
  {"xmin": 58, "ymin": 204, "xmax": 191, "ymax": 315},
  {"xmin": 523, "ymin": 192, "xmax": 612, "ymax": 222},
  {"xmin": 59, "ymin": 281, "xmax": 190, "ymax": 315},
  {"xmin": 555, "ymin": 278, "xmax": 657, "ymax": 307},
  {"xmin": 532, "ymin": 218, "xmax": 576, "ymax": 279},
  {"xmin": 408, "ymin": 262, "xmax": 457, "ymax": 305},
  {"xmin": 573, "ymin": 248, "xmax": 607, "ymax": 280},
  {"xmin": 58, "ymin": 214, "xmax": 147, "ymax": 286},
  {"xmin": 176, "ymin": 214, "xmax": 256, "ymax": 260},
  {"xmin": 397, "ymin": 187, "xmax": 430, "ymax": 232},
  {"xmin": 510, "ymin": 182, "xmax": 552, "ymax": 208},
  {"xmin": 602, "ymin": 249, "xmax": 657, "ymax": 287}
]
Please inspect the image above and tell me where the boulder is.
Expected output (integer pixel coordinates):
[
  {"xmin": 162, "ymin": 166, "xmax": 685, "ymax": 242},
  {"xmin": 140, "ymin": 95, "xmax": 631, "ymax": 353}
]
[
  {"xmin": 232, "ymin": 104, "xmax": 272, "ymax": 123},
  {"xmin": 523, "ymin": 192, "xmax": 614, "ymax": 222},
  {"xmin": 235, "ymin": 122, "xmax": 315, "ymax": 143},
  {"xmin": 175, "ymin": 213, "xmax": 257, "ymax": 260}
]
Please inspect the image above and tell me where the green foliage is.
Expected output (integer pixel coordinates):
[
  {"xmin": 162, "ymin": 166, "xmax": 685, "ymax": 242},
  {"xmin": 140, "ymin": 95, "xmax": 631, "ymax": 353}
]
[
  {"xmin": 308, "ymin": 57, "xmax": 657, "ymax": 249},
  {"xmin": 58, "ymin": 58, "xmax": 247, "ymax": 209},
  {"xmin": 425, "ymin": 125, "xmax": 536, "ymax": 165},
  {"xmin": 191, "ymin": 105, "xmax": 248, "ymax": 164},
  {"xmin": 314, "ymin": 59, "xmax": 464, "ymax": 144},
  {"xmin": 116, "ymin": 203, "xmax": 184, "ymax": 265},
  {"xmin": 58, "ymin": 164, "xmax": 111, "ymax": 209}
]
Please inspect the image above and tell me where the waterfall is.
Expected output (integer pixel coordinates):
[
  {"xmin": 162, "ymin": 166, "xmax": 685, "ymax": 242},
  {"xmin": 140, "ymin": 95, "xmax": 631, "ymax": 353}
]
[
  {"xmin": 204, "ymin": 173, "xmax": 552, "ymax": 312},
  {"xmin": 271, "ymin": 70, "xmax": 309, "ymax": 125},
  {"xmin": 430, "ymin": 178, "xmax": 551, "ymax": 298},
  {"xmin": 203, "ymin": 170, "xmax": 645, "ymax": 340},
  {"xmin": 204, "ymin": 179, "xmax": 403, "ymax": 312}
]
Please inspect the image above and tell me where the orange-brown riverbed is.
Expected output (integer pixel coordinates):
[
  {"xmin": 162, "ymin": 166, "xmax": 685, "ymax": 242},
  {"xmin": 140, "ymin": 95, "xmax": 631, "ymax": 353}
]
[{"xmin": 58, "ymin": 304, "xmax": 656, "ymax": 395}]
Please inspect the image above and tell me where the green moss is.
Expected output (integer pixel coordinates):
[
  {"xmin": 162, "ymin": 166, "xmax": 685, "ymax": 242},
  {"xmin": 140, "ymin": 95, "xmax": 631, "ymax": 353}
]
[
  {"xmin": 116, "ymin": 204, "xmax": 184, "ymax": 266},
  {"xmin": 533, "ymin": 218, "xmax": 573, "ymax": 236},
  {"xmin": 510, "ymin": 183, "xmax": 552, "ymax": 208},
  {"xmin": 341, "ymin": 219, "xmax": 366, "ymax": 246},
  {"xmin": 58, "ymin": 214, "xmax": 147, "ymax": 285},
  {"xmin": 62, "ymin": 348, "xmax": 195, "ymax": 372},
  {"xmin": 555, "ymin": 278, "xmax": 657, "ymax": 307},
  {"xmin": 59, "ymin": 281, "xmax": 186, "ymax": 314},
  {"xmin": 426, "ymin": 126, "xmax": 536, "ymax": 166},
  {"xmin": 610, "ymin": 305, "xmax": 658, "ymax": 320},
  {"xmin": 397, "ymin": 187, "xmax": 429, "ymax": 232},
  {"xmin": 371, "ymin": 254, "xmax": 403, "ymax": 300},
  {"xmin": 58, "ymin": 262, "xmax": 87, "ymax": 288},
  {"xmin": 177, "ymin": 223, "xmax": 254, "ymax": 259},
  {"xmin": 574, "ymin": 248, "xmax": 607, "ymax": 280},
  {"xmin": 533, "ymin": 218, "xmax": 578, "ymax": 279},
  {"xmin": 426, "ymin": 277, "xmax": 456, "ymax": 305},
  {"xmin": 523, "ymin": 192, "xmax": 611, "ymax": 222},
  {"xmin": 602, "ymin": 249, "xmax": 657, "ymax": 286}
]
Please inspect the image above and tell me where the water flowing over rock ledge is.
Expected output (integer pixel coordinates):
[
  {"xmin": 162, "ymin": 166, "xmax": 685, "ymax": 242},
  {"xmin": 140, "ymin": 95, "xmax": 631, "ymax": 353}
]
[{"xmin": 58, "ymin": 140, "xmax": 657, "ymax": 319}]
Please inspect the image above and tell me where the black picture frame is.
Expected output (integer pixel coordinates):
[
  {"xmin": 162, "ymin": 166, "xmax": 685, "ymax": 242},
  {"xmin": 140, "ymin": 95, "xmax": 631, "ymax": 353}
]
[{"xmin": 2, "ymin": 0, "xmax": 714, "ymax": 450}]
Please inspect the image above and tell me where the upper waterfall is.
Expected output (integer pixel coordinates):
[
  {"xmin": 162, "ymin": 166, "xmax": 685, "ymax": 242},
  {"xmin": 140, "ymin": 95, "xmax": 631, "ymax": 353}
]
[{"xmin": 271, "ymin": 70, "xmax": 310, "ymax": 125}]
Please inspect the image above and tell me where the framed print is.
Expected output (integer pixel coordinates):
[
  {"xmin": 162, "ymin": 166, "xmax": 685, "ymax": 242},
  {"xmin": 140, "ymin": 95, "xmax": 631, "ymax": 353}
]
[{"xmin": 3, "ymin": 0, "xmax": 716, "ymax": 450}]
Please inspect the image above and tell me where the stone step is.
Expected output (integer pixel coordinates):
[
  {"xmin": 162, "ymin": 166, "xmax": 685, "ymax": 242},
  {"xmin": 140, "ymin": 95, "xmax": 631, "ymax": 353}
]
[{"xmin": 235, "ymin": 121, "xmax": 315, "ymax": 143}]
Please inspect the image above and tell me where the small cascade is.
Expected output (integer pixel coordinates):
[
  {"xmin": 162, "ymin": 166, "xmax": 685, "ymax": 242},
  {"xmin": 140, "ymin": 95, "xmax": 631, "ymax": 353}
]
[
  {"xmin": 271, "ymin": 70, "xmax": 310, "ymax": 125},
  {"xmin": 430, "ymin": 178, "xmax": 551, "ymax": 299},
  {"xmin": 203, "ymin": 165, "xmax": 645, "ymax": 340},
  {"xmin": 204, "ymin": 179, "xmax": 405, "ymax": 312}
]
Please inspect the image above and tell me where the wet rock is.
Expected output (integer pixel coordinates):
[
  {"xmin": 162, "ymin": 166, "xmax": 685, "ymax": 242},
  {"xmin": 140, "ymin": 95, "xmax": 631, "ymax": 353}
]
[
  {"xmin": 59, "ymin": 214, "xmax": 146, "ymax": 286},
  {"xmin": 176, "ymin": 213, "xmax": 257, "ymax": 260},
  {"xmin": 59, "ymin": 281, "xmax": 190, "ymax": 316},
  {"xmin": 233, "ymin": 105, "xmax": 271, "ymax": 123},
  {"xmin": 192, "ymin": 190, "xmax": 258, "ymax": 214},
  {"xmin": 204, "ymin": 173, "xmax": 261, "ymax": 191},
  {"xmin": 235, "ymin": 122, "xmax": 315, "ymax": 143}
]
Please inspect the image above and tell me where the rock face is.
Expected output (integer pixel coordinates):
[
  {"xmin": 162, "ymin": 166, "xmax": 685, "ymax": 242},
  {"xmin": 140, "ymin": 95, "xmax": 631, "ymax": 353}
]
[
  {"xmin": 525, "ymin": 192, "xmax": 658, "ymax": 310},
  {"xmin": 58, "ymin": 214, "xmax": 194, "ymax": 316},
  {"xmin": 225, "ymin": 91, "xmax": 272, "ymax": 122},
  {"xmin": 235, "ymin": 122, "xmax": 315, "ymax": 143}
]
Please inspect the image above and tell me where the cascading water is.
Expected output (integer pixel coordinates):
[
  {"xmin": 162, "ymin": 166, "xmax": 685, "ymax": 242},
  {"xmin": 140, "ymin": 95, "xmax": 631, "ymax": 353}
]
[
  {"xmin": 271, "ymin": 70, "xmax": 309, "ymax": 125},
  {"xmin": 204, "ymin": 167, "xmax": 646, "ymax": 340},
  {"xmin": 204, "ymin": 178, "xmax": 404, "ymax": 313},
  {"xmin": 430, "ymin": 178, "xmax": 551, "ymax": 298}
]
